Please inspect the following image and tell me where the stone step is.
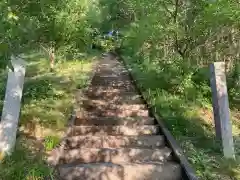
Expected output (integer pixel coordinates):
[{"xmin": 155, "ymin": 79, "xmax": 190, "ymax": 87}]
[
  {"xmin": 63, "ymin": 135, "xmax": 165, "ymax": 149},
  {"xmin": 91, "ymin": 75, "xmax": 133, "ymax": 87},
  {"xmin": 88, "ymin": 85, "xmax": 136, "ymax": 94},
  {"xmin": 58, "ymin": 162, "xmax": 182, "ymax": 180},
  {"xmin": 48, "ymin": 147, "xmax": 172, "ymax": 165},
  {"xmin": 87, "ymin": 87, "xmax": 138, "ymax": 96},
  {"xmin": 68, "ymin": 125, "xmax": 160, "ymax": 136},
  {"xmin": 82, "ymin": 99, "xmax": 148, "ymax": 112},
  {"xmin": 77, "ymin": 107, "xmax": 149, "ymax": 119},
  {"xmin": 75, "ymin": 117, "xmax": 155, "ymax": 126},
  {"xmin": 76, "ymin": 98, "xmax": 149, "ymax": 118},
  {"xmin": 87, "ymin": 91, "xmax": 143, "ymax": 104},
  {"xmin": 90, "ymin": 82, "xmax": 135, "ymax": 90}
]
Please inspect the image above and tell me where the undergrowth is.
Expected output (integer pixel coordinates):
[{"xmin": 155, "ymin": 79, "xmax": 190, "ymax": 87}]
[
  {"xmin": 122, "ymin": 54, "xmax": 240, "ymax": 180},
  {"xmin": 0, "ymin": 50, "xmax": 97, "ymax": 180}
]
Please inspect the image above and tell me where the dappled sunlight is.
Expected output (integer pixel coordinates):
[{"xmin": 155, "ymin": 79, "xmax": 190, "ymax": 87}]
[
  {"xmin": 19, "ymin": 52, "xmax": 95, "ymax": 132},
  {"xmin": 76, "ymin": 59, "xmax": 152, "ymax": 124},
  {"xmin": 68, "ymin": 125, "xmax": 159, "ymax": 136},
  {"xmin": 63, "ymin": 135, "xmax": 165, "ymax": 150},
  {"xmin": 0, "ymin": 50, "xmax": 97, "ymax": 179},
  {"xmin": 0, "ymin": 120, "xmax": 17, "ymax": 153},
  {"xmin": 123, "ymin": 55, "xmax": 240, "ymax": 179},
  {"xmin": 0, "ymin": 0, "xmax": 238, "ymax": 179},
  {"xmin": 75, "ymin": 58, "xmax": 152, "ymax": 126},
  {"xmin": 55, "ymin": 61, "xmax": 93, "ymax": 76},
  {"xmin": 47, "ymin": 56, "xmax": 185, "ymax": 179},
  {"xmin": 0, "ymin": 136, "xmax": 53, "ymax": 180},
  {"xmin": 57, "ymin": 162, "xmax": 181, "ymax": 180},
  {"xmin": 49, "ymin": 142, "xmax": 171, "ymax": 165}
]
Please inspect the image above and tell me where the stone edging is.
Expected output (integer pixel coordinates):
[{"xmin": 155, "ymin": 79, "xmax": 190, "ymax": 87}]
[{"xmin": 117, "ymin": 54, "xmax": 199, "ymax": 180}]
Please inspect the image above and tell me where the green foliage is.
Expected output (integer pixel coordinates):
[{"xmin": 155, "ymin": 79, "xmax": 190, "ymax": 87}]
[
  {"xmin": 0, "ymin": 0, "xmax": 101, "ymax": 66},
  {"xmin": 98, "ymin": 0, "xmax": 239, "ymax": 105},
  {"xmin": 93, "ymin": 35, "xmax": 122, "ymax": 52},
  {"xmin": 0, "ymin": 138, "xmax": 54, "ymax": 180},
  {"xmin": 98, "ymin": 0, "xmax": 240, "ymax": 179},
  {"xmin": 123, "ymin": 55, "xmax": 240, "ymax": 180},
  {"xmin": 0, "ymin": 50, "xmax": 97, "ymax": 179},
  {"xmin": 24, "ymin": 79, "xmax": 54, "ymax": 100},
  {"xmin": 44, "ymin": 136, "xmax": 60, "ymax": 151},
  {"xmin": 0, "ymin": 0, "xmax": 239, "ymax": 179}
]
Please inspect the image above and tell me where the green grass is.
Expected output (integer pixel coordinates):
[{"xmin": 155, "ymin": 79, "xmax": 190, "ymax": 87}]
[
  {"xmin": 122, "ymin": 55, "xmax": 240, "ymax": 180},
  {"xmin": 0, "ymin": 137, "xmax": 54, "ymax": 180},
  {"xmin": 44, "ymin": 136, "xmax": 61, "ymax": 152},
  {"xmin": 0, "ymin": 50, "xmax": 97, "ymax": 180}
]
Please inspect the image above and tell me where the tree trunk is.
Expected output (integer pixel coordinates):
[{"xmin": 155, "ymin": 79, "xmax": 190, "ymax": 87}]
[{"xmin": 50, "ymin": 48, "xmax": 55, "ymax": 72}]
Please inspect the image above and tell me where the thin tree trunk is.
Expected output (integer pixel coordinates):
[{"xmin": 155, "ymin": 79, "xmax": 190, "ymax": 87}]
[{"xmin": 50, "ymin": 48, "xmax": 55, "ymax": 72}]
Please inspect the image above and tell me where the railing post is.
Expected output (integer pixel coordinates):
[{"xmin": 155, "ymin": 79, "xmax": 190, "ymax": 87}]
[
  {"xmin": 210, "ymin": 62, "xmax": 235, "ymax": 159},
  {"xmin": 0, "ymin": 56, "xmax": 26, "ymax": 160}
]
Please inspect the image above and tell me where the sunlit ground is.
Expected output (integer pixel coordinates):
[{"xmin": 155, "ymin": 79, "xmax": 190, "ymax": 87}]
[
  {"xmin": 123, "ymin": 55, "xmax": 240, "ymax": 180},
  {"xmin": 0, "ymin": 50, "xmax": 97, "ymax": 179}
]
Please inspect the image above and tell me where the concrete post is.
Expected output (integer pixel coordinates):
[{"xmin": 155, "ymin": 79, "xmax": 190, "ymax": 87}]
[
  {"xmin": 0, "ymin": 56, "xmax": 26, "ymax": 160},
  {"xmin": 210, "ymin": 62, "xmax": 235, "ymax": 159}
]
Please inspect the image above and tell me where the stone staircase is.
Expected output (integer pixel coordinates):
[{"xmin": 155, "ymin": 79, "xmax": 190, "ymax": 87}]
[{"xmin": 48, "ymin": 55, "xmax": 182, "ymax": 180}]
